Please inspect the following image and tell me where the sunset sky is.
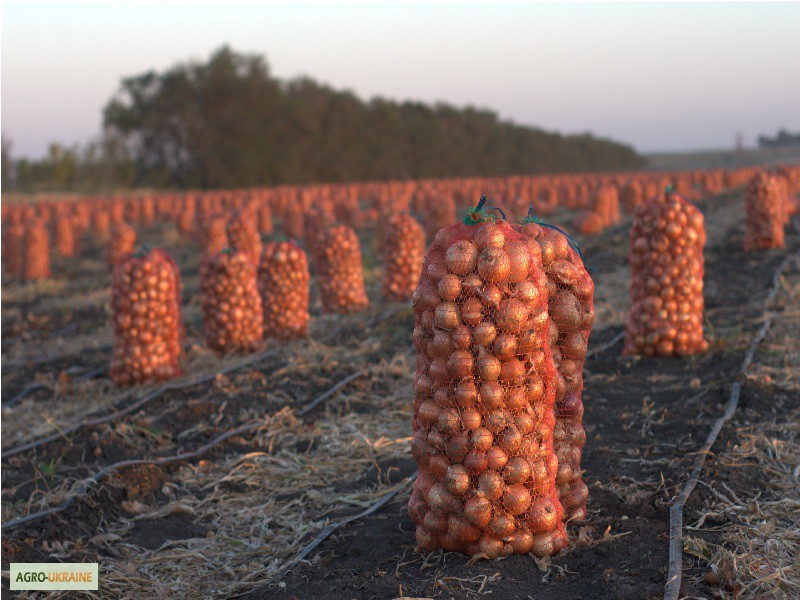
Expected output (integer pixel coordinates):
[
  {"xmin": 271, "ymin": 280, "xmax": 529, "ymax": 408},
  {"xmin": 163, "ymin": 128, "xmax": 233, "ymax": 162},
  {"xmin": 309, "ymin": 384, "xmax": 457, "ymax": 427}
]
[{"xmin": 2, "ymin": 1, "xmax": 799, "ymax": 159}]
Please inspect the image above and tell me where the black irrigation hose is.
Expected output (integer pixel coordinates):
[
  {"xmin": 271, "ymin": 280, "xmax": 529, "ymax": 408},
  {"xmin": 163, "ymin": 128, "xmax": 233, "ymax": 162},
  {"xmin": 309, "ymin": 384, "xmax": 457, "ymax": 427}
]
[
  {"xmin": 1, "ymin": 370, "xmax": 368, "ymax": 532},
  {"xmin": 663, "ymin": 251, "xmax": 798, "ymax": 600}
]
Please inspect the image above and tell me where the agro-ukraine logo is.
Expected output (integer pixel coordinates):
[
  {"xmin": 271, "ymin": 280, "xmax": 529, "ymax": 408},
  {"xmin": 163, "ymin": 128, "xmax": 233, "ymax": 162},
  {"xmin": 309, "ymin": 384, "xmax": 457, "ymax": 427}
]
[{"xmin": 10, "ymin": 563, "xmax": 99, "ymax": 591}]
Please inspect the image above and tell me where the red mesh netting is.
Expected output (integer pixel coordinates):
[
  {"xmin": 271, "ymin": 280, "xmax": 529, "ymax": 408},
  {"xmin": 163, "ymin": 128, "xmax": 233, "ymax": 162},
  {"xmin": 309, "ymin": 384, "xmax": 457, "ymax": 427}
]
[
  {"xmin": 227, "ymin": 207, "xmax": 262, "ymax": 266},
  {"xmin": 257, "ymin": 202, "xmax": 274, "ymax": 236},
  {"xmin": 409, "ymin": 205, "xmax": 567, "ymax": 559},
  {"xmin": 259, "ymin": 241, "xmax": 311, "ymax": 339},
  {"xmin": 2, "ymin": 223, "xmax": 25, "ymax": 278},
  {"xmin": 200, "ymin": 250, "xmax": 264, "ymax": 354},
  {"xmin": 620, "ymin": 179, "xmax": 644, "ymax": 214},
  {"xmin": 745, "ymin": 172, "xmax": 786, "ymax": 251},
  {"xmin": 92, "ymin": 210, "xmax": 111, "ymax": 245},
  {"xmin": 199, "ymin": 214, "xmax": 229, "ymax": 258},
  {"xmin": 22, "ymin": 221, "xmax": 51, "ymax": 281},
  {"xmin": 574, "ymin": 184, "xmax": 620, "ymax": 235},
  {"xmin": 517, "ymin": 220, "xmax": 594, "ymax": 522},
  {"xmin": 110, "ymin": 248, "xmax": 184, "ymax": 387},
  {"xmin": 283, "ymin": 202, "xmax": 306, "ymax": 240},
  {"xmin": 54, "ymin": 215, "xmax": 76, "ymax": 258},
  {"xmin": 107, "ymin": 223, "xmax": 137, "ymax": 268},
  {"xmin": 382, "ymin": 214, "xmax": 425, "ymax": 302},
  {"xmin": 317, "ymin": 225, "xmax": 369, "ymax": 314},
  {"xmin": 423, "ymin": 194, "xmax": 457, "ymax": 238},
  {"xmin": 624, "ymin": 189, "xmax": 708, "ymax": 357}
]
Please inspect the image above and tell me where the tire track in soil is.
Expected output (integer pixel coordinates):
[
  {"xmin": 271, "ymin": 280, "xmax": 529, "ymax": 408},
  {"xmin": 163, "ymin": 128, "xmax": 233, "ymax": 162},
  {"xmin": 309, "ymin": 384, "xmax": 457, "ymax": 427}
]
[{"xmin": 246, "ymin": 192, "xmax": 800, "ymax": 600}]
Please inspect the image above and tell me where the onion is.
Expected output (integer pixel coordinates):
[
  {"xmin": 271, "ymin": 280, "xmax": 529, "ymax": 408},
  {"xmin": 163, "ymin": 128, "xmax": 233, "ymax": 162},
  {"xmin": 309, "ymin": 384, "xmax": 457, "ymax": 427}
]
[
  {"xmin": 503, "ymin": 455, "xmax": 531, "ymax": 484},
  {"xmin": 550, "ymin": 291, "xmax": 582, "ymax": 330},
  {"xmin": 473, "ymin": 222, "xmax": 506, "ymax": 249},
  {"xmin": 514, "ymin": 412, "xmax": 535, "ymax": 435},
  {"xmin": 429, "ymin": 357, "xmax": 449, "ymax": 383},
  {"xmin": 499, "ymin": 426, "xmax": 524, "ymax": 454},
  {"xmin": 549, "ymin": 259, "xmax": 578, "ymax": 286},
  {"xmin": 437, "ymin": 408, "xmax": 461, "ymax": 435},
  {"xmin": 561, "ymin": 331, "xmax": 588, "ymax": 359},
  {"xmin": 434, "ymin": 386, "xmax": 453, "ymax": 407},
  {"xmin": 504, "ymin": 386, "xmax": 527, "ymax": 412},
  {"xmin": 508, "ymin": 529, "xmax": 534, "ymax": 554},
  {"xmin": 477, "ymin": 247, "xmax": 511, "ymax": 283},
  {"xmin": 415, "ymin": 526, "xmax": 439, "ymax": 552},
  {"xmin": 407, "ymin": 493, "xmax": 428, "ymax": 525},
  {"xmin": 477, "ymin": 352, "xmax": 501, "ymax": 381},
  {"xmin": 464, "ymin": 495, "xmax": 492, "ymax": 527},
  {"xmin": 434, "ymin": 301, "xmax": 460, "ymax": 330},
  {"xmin": 479, "ymin": 381, "xmax": 504, "ymax": 408},
  {"xmin": 526, "ymin": 497, "xmax": 559, "ymax": 533},
  {"xmin": 486, "ymin": 446, "xmax": 509, "ymax": 470},
  {"xmin": 477, "ymin": 536, "xmax": 503, "ymax": 559},
  {"xmin": 478, "ymin": 470, "xmax": 505, "ymax": 501},
  {"xmin": 496, "ymin": 298, "xmax": 528, "ymax": 333},
  {"xmin": 427, "ymin": 483, "xmax": 459, "ymax": 513},
  {"xmin": 452, "ymin": 325, "xmax": 472, "ymax": 349},
  {"xmin": 419, "ymin": 401, "xmax": 440, "ymax": 425},
  {"xmin": 445, "ymin": 240, "xmax": 478, "ymax": 275},
  {"xmin": 428, "ymin": 454, "xmax": 450, "ymax": 479},
  {"xmin": 473, "ymin": 321, "xmax": 498, "ymax": 347},
  {"xmin": 502, "ymin": 484, "xmax": 532, "ymax": 515},
  {"xmin": 514, "ymin": 280, "xmax": 540, "ymax": 303},
  {"xmin": 423, "ymin": 510, "xmax": 449, "ymax": 534},
  {"xmin": 427, "ymin": 330, "xmax": 453, "ymax": 357},
  {"xmin": 492, "ymin": 333, "xmax": 518, "ymax": 358},
  {"xmin": 484, "ymin": 409, "xmax": 511, "ymax": 434},
  {"xmin": 471, "ymin": 427, "xmax": 494, "ymax": 451},
  {"xmin": 461, "ymin": 408, "xmax": 482, "ymax": 431},
  {"xmin": 489, "ymin": 511, "xmax": 515, "ymax": 537},
  {"xmin": 460, "ymin": 297, "xmax": 484, "ymax": 326},
  {"xmin": 447, "ymin": 350, "xmax": 474, "ymax": 379},
  {"xmin": 529, "ymin": 532, "xmax": 555, "ymax": 557},
  {"xmin": 500, "ymin": 358, "xmax": 525, "ymax": 383},
  {"xmin": 454, "ymin": 380, "xmax": 478, "ymax": 407},
  {"xmin": 427, "ymin": 427, "xmax": 445, "ymax": 451},
  {"xmin": 445, "ymin": 432, "xmax": 470, "ymax": 462},
  {"xmin": 461, "ymin": 273, "xmax": 483, "ymax": 296},
  {"xmin": 464, "ymin": 450, "xmax": 489, "ymax": 475},
  {"xmin": 528, "ymin": 458, "xmax": 550, "ymax": 488},
  {"xmin": 412, "ymin": 283, "xmax": 439, "ymax": 311},
  {"xmin": 444, "ymin": 464, "xmax": 471, "ymax": 496},
  {"xmin": 563, "ymin": 481, "xmax": 589, "ymax": 509},
  {"xmin": 437, "ymin": 274, "xmax": 462, "ymax": 301},
  {"xmin": 479, "ymin": 284, "xmax": 503, "ymax": 308},
  {"xmin": 448, "ymin": 515, "xmax": 481, "ymax": 544},
  {"xmin": 505, "ymin": 241, "xmax": 531, "ymax": 283}
]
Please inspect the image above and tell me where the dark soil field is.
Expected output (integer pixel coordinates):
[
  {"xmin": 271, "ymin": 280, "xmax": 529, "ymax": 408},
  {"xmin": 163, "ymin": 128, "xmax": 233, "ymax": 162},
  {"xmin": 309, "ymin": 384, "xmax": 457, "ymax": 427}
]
[{"xmin": 2, "ymin": 188, "xmax": 799, "ymax": 600}]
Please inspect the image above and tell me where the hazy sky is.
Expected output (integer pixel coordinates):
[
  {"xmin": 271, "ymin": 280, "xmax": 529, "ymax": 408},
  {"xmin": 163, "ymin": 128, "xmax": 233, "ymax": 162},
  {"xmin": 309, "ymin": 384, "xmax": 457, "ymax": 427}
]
[{"xmin": 2, "ymin": 1, "xmax": 799, "ymax": 159}]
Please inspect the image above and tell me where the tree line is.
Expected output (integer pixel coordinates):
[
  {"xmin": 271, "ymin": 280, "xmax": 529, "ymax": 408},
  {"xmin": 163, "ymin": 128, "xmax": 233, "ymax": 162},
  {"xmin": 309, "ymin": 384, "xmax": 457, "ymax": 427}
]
[{"xmin": 3, "ymin": 46, "xmax": 646, "ymax": 192}]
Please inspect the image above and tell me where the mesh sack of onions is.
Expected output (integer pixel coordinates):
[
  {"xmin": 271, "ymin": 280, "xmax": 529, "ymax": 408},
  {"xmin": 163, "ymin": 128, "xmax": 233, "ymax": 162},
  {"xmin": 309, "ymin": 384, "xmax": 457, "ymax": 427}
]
[
  {"xmin": 409, "ymin": 198, "xmax": 568, "ymax": 559},
  {"xmin": 517, "ymin": 213, "xmax": 594, "ymax": 522},
  {"xmin": 107, "ymin": 223, "xmax": 137, "ymax": 268},
  {"xmin": 54, "ymin": 215, "xmax": 76, "ymax": 258},
  {"xmin": 624, "ymin": 188, "xmax": 708, "ymax": 357},
  {"xmin": 259, "ymin": 241, "xmax": 311, "ymax": 339},
  {"xmin": 620, "ymin": 179, "xmax": 644, "ymax": 214},
  {"xmin": 382, "ymin": 214, "xmax": 426, "ymax": 302},
  {"xmin": 199, "ymin": 214, "xmax": 229, "ymax": 258},
  {"xmin": 141, "ymin": 195, "xmax": 156, "ymax": 226},
  {"xmin": 423, "ymin": 193, "xmax": 457, "ymax": 238},
  {"xmin": 257, "ymin": 202, "xmax": 274, "ymax": 236},
  {"xmin": 317, "ymin": 225, "xmax": 369, "ymax": 314},
  {"xmin": 2, "ymin": 223, "xmax": 25, "ymax": 279},
  {"xmin": 283, "ymin": 202, "xmax": 305, "ymax": 240},
  {"xmin": 22, "ymin": 220, "xmax": 51, "ymax": 281},
  {"xmin": 92, "ymin": 209, "xmax": 111, "ymax": 245},
  {"xmin": 594, "ymin": 184, "xmax": 620, "ymax": 227},
  {"xmin": 227, "ymin": 207, "xmax": 262, "ymax": 266},
  {"xmin": 744, "ymin": 172, "xmax": 785, "ymax": 251},
  {"xmin": 110, "ymin": 200, "xmax": 125, "ymax": 225},
  {"xmin": 110, "ymin": 247, "xmax": 184, "ymax": 387},
  {"xmin": 304, "ymin": 203, "xmax": 335, "ymax": 260},
  {"xmin": 200, "ymin": 249, "xmax": 264, "ymax": 354}
]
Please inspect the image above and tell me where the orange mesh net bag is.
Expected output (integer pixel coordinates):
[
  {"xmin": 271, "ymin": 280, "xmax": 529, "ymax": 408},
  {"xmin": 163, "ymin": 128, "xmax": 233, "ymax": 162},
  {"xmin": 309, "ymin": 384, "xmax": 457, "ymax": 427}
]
[
  {"xmin": 200, "ymin": 249, "xmax": 264, "ymax": 354},
  {"xmin": 257, "ymin": 201, "xmax": 274, "ymax": 236},
  {"xmin": 382, "ymin": 213, "xmax": 426, "ymax": 302},
  {"xmin": 517, "ymin": 211, "xmax": 594, "ymax": 522},
  {"xmin": 54, "ymin": 215, "xmax": 77, "ymax": 258},
  {"xmin": 744, "ymin": 171, "xmax": 786, "ymax": 251},
  {"xmin": 91, "ymin": 209, "xmax": 111, "ymax": 245},
  {"xmin": 107, "ymin": 223, "xmax": 137, "ymax": 268},
  {"xmin": 3, "ymin": 223, "xmax": 25, "ymax": 279},
  {"xmin": 283, "ymin": 202, "xmax": 305, "ymax": 240},
  {"xmin": 227, "ymin": 207, "xmax": 262, "ymax": 266},
  {"xmin": 624, "ymin": 187, "xmax": 708, "ymax": 357},
  {"xmin": 317, "ymin": 225, "xmax": 369, "ymax": 314},
  {"xmin": 110, "ymin": 247, "xmax": 184, "ymax": 387},
  {"xmin": 259, "ymin": 241, "xmax": 311, "ymax": 339},
  {"xmin": 574, "ymin": 184, "xmax": 620, "ymax": 235},
  {"xmin": 22, "ymin": 220, "xmax": 51, "ymax": 281},
  {"xmin": 423, "ymin": 193, "xmax": 457, "ymax": 238},
  {"xmin": 199, "ymin": 214, "xmax": 229, "ymax": 258},
  {"xmin": 620, "ymin": 179, "xmax": 644, "ymax": 214},
  {"xmin": 409, "ymin": 197, "xmax": 568, "ymax": 559}
]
